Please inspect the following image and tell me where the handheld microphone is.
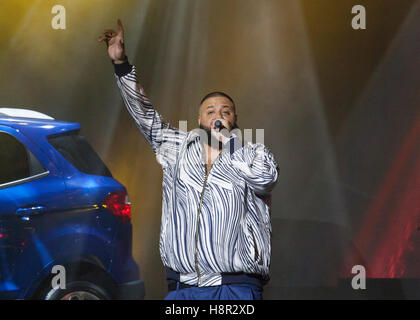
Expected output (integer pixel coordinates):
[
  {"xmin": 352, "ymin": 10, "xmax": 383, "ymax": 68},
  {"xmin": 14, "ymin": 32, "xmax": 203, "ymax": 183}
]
[{"xmin": 214, "ymin": 120, "xmax": 223, "ymax": 129}]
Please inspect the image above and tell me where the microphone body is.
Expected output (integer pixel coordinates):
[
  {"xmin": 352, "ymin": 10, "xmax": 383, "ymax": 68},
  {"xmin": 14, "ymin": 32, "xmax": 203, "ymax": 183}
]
[{"xmin": 214, "ymin": 120, "xmax": 223, "ymax": 129}]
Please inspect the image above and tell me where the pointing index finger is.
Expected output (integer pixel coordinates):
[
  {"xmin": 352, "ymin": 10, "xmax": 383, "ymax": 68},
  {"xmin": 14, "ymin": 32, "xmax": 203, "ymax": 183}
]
[{"xmin": 117, "ymin": 19, "xmax": 124, "ymax": 35}]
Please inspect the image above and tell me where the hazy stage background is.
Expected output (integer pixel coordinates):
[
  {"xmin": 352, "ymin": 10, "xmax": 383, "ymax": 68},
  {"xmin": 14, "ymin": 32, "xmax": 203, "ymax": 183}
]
[{"xmin": 0, "ymin": 0, "xmax": 419, "ymax": 299}]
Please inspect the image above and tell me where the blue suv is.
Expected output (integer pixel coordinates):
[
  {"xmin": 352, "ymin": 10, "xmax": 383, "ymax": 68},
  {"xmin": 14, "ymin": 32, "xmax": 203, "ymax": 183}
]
[{"xmin": 0, "ymin": 108, "xmax": 145, "ymax": 300}]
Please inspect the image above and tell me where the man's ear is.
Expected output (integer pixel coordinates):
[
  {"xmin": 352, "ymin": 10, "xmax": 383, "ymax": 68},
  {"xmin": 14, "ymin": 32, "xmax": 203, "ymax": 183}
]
[{"xmin": 232, "ymin": 114, "xmax": 239, "ymax": 129}]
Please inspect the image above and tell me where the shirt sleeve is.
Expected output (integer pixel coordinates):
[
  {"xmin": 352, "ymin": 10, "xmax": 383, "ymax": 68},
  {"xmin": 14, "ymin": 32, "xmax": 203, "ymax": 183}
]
[
  {"xmin": 225, "ymin": 136, "xmax": 279, "ymax": 195},
  {"xmin": 113, "ymin": 60, "xmax": 186, "ymax": 166}
]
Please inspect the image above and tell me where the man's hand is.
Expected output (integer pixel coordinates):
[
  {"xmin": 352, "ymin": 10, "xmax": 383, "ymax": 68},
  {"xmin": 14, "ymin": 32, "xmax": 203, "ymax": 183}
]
[{"xmin": 97, "ymin": 19, "xmax": 126, "ymax": 64}]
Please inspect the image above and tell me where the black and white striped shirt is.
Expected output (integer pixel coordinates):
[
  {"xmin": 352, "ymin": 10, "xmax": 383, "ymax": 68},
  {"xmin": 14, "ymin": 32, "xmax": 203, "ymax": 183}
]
[{"xmin": 114, "ymin": 62, "xmax": 279, "ymax": 287}]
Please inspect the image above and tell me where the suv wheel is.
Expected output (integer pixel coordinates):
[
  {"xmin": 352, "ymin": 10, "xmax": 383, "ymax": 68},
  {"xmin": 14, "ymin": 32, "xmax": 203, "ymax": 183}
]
[
  {"xmin": 43, "ymin": 280, "xmax": 110, "ymax": 300},
  {"xmin": 33, "ymin": 267, "xmax": 115, "ymax": 300}
]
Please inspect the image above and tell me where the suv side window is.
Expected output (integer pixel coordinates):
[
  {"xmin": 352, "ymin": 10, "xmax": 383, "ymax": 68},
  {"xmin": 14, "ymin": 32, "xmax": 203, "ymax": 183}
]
[
  {"xmin": 48, "ymin": 131, "xmax": 112, "ymax": 178},
  {"xmin": 0, "ymin": 132, "xmax": 46, "ymax": 186}
]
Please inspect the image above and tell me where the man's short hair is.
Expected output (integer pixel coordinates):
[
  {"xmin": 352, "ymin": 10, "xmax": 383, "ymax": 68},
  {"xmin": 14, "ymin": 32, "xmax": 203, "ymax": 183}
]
[{"xmin": 200, "ymin": 91, "xmax": 235, "ymax": 108}]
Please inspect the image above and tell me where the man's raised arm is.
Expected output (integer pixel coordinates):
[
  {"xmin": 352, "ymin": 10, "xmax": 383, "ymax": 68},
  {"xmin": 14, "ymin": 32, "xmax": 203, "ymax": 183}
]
[{"xmin": 98, "ymin": 19, "xmax": 183, "ymax": 157}]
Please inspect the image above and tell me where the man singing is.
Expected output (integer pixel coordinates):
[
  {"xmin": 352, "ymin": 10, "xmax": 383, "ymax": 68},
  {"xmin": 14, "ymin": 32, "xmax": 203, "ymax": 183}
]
[{"xmin": 98, "ymin": 20, "xmax": 279, "ymax": 300}]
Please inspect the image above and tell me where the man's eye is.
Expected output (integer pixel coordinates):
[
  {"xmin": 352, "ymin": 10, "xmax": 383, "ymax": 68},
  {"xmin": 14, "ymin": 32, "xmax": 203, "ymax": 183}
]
[
  {"xmin": 223, "ymin": 111, "xmax": 230, "ymax": 114},
  {"xmin": 208, "ymin": 111, "xmax": 214, "ymax": 115}
]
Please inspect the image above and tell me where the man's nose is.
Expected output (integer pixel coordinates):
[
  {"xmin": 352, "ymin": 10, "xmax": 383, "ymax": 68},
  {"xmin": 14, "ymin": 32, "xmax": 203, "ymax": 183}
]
[{"xmin": 216, "ymin": 109, "xmax": 224, "ymax": 118}]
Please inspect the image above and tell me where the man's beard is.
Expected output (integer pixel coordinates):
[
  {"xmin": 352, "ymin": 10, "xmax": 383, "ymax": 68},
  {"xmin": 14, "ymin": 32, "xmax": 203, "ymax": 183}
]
[
  {"xmin": 199, "ymin": 124, "xmax": 222, "ymax": 148},
  {"xmin": 199, "ymin": 122, "xmax": 238, "ymax": 148}
]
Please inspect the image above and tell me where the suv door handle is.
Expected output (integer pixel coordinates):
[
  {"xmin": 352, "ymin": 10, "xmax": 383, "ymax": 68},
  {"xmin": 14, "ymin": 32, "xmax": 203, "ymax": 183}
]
[{"xmin": 15, "ymin": 205, "xmax": 46, "ymax": 216}]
